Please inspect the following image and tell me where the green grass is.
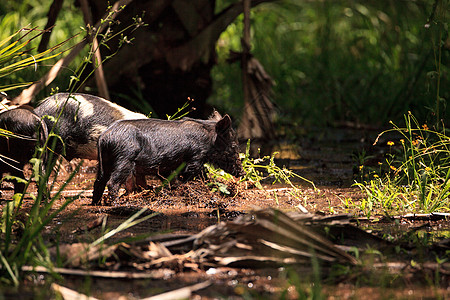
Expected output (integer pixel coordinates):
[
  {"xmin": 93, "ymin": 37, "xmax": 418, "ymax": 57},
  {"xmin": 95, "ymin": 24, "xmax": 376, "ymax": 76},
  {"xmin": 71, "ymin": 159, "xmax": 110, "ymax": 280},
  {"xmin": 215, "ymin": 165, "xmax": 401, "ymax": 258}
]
[
  {"xmin": 352, "ymin": 0, "xmax": 448, "ymax": 217},
  {"xmin": 0, "ymin": 28, "xmax": 72, "ymax": 94},
  {"xmin": 0, "ymin": 0, "xmax": 85, "ymax": 98},
  {"xmin": 0, "ymin": 9, "xmax": 79, "ymax": 285},
  {"xmin": 0, "ymin": 139, "xmax": 77, "ymax": 285},
  {"xmin": 0, "ymin": 134, "xmax": 157, "ymax": 286},
  {"xmin": 354, "ymin": 112, "xmax": 450, "ymax": 217}
]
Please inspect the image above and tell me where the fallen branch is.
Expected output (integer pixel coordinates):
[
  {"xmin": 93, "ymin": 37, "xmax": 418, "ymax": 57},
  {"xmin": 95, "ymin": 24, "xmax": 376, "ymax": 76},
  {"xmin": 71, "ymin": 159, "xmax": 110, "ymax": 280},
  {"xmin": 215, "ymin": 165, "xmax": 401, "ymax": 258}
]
[{"xmin": 22, "ymin": 265, "xmax": 174, "ymax": 279}]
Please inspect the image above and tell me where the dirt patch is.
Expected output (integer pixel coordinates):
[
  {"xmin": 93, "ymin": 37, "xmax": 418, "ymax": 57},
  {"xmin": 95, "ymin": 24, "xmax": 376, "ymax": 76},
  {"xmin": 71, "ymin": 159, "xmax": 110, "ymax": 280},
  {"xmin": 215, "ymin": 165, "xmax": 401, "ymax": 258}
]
[{"xmin": 2, "ymin": 128, "xmax": 450, "ymax": 299}]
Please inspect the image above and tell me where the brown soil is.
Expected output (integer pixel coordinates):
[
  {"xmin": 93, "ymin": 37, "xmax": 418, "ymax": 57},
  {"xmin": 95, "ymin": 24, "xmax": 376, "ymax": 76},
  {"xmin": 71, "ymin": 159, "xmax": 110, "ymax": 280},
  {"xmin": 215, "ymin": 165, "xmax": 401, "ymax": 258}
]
[{"xmin": 1, "ymin": 128, "xmax": 449, "ymax": 299}]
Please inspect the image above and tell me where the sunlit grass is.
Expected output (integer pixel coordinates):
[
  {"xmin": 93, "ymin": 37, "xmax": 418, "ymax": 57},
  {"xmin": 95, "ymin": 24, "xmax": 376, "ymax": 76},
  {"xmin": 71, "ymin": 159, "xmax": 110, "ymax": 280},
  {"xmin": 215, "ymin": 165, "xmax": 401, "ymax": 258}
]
[
  {"xmin": 354, "ymin": 112, "xmax": 450, "ymax": 217},
  {"xmin": 239, "ymin": 139, "xmax": 315, "ymax": 190}
]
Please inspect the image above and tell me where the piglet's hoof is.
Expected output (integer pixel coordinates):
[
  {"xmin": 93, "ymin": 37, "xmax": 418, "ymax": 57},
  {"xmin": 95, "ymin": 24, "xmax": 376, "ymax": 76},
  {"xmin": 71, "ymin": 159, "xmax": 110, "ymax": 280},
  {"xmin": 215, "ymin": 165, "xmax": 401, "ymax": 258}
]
[
  {"xmin": 90, "ymin": 197, "xmax": 108, "ymax": 206},
  {"xmin": 90, "ymin": 200, "xmax": 101, "ymax": 206}
]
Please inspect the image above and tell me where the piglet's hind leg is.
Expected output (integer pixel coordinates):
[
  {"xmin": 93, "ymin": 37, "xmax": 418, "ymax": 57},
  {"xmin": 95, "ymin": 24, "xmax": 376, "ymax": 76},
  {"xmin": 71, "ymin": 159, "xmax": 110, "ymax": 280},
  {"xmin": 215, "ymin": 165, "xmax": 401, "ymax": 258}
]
[{"xmin": 106, "ymin": 160, "xmax": 136, "ymax": 204}]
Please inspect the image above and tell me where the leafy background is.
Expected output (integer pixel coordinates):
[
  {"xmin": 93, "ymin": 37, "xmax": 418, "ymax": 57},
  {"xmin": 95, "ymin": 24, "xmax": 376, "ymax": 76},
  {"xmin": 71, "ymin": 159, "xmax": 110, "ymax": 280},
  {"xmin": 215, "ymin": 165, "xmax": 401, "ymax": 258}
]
[
  {"xmin": 1, "ymin": 0, "xmax": 448, "ymax": 129},
  {"xmin": 210, "ymin": 0, "xmax": 449, "ymax": 128}
]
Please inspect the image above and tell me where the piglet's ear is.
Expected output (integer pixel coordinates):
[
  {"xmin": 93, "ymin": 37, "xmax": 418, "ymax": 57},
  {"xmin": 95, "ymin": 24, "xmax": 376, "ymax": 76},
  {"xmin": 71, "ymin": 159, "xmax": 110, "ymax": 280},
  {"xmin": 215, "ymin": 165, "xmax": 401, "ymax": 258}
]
[{"xmin": 216, "ymin": 114, "xmax": 231, "ymax": 133}]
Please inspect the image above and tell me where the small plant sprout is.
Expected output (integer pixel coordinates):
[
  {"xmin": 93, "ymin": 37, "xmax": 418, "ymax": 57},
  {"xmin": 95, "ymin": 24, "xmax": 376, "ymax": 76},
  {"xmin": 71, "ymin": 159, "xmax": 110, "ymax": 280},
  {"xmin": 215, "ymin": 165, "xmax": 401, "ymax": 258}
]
[
  {"xmin": 240, "ymin": 140, "xmax": 315, "ymax": 190},
  {"xmin": 205, "ymin": 139, "xmax": 316, "ymax": 208},
  {"xmin": 166, "ymin": 97, "xmax": 195, "ymax": 120},
  {"xmin": 206, "ymin": 140, "xmax": 314, "ymax": 212}
]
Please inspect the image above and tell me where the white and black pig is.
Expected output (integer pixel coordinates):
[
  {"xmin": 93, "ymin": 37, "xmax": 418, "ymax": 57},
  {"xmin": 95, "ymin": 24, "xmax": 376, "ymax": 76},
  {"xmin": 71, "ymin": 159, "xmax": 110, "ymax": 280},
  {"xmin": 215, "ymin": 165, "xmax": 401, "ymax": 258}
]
[
  {"xmin": 34, "ymin": 93, "xmax": 147, "ymax": 161},
  {"xmin": 0, "ymin": 106, "xmax": 48, "ymax": 194},
  {"xmin": 92, "ymin": 111, "xmax": 245, "ymax": 205}
]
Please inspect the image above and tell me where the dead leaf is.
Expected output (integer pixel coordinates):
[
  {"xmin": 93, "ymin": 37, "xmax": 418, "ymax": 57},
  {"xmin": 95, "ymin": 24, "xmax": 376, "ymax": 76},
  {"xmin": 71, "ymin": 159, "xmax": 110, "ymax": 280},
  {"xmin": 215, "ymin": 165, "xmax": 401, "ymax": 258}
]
[{"xmin": 193, "ymin": 208, "xmax": 358, "ymax": 267}]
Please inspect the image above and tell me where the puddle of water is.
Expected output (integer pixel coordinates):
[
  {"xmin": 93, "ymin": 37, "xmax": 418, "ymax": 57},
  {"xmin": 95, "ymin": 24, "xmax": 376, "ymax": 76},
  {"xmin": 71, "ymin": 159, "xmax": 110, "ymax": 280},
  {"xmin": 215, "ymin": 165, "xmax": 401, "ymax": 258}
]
[{"xmin": 362, "ymin": 220, "xmax": 450, "ymax": 245}]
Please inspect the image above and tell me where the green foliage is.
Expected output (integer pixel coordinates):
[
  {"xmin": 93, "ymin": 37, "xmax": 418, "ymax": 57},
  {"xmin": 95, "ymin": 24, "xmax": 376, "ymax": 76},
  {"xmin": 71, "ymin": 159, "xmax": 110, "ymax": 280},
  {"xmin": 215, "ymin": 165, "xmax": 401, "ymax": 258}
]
[
  {"xmin": 353, "ymin": 178, "xmax": 409, "ymax": 218},
  {"xmin": 351, "ymin": 1, "xmax": 449, "ymax": 216},
  {"xmin": 0, "ymin": 28, "xmax": 72, "ymax": 93},
  {"xmin": 0, "ymin": 154, "xmax": 157, "ymax": 285},
  {"xmin": 0, "ymin": 23, "xmax": 80, "ymax": 284},
  {"xmin": 0, "ymin": 4, "xmax": 150, "ymax": 285},
  {"xmin": 0, "ymin": 0, "xmax": 84, "ymax": 98},
  {"xmin": 427, "ymin": 0, "xmax": 448, "ymax": 129},
  {"xmin": 0, "ymin": 149, "xmax": 79, "ymax": 285},
  {"xmin": 206, "ymin": 140, "xmax": 315, "ymax": 210},
  {"xmin": 211, "ymin": 0, "xmax": 449, "ymax": 128},
  {"xmin": 205, "ymin": 164, "xmax": 234, "ymax": 195}
]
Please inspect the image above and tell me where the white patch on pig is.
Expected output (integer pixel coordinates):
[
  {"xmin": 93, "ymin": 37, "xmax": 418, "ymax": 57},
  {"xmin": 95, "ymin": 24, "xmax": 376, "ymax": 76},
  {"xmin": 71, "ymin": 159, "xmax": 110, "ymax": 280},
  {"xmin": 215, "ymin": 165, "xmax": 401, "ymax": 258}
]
[
  {"xmin": 71, "ymin": 94, "xmax": 145, "ymax": 120},
  {"xmin": 73, "ymin": 124, "xmax": 108, "ymax": 160},
  {"xmin": 90, "ymin": 124, "xmax": 108, "ymax": 138},
  {"xmin": 110, "ymin": 102, "xmax": 146, "ymax": 119},
  {"xmin": 73, "ymin": 95, "xmax": 95, "ymax": 118}
]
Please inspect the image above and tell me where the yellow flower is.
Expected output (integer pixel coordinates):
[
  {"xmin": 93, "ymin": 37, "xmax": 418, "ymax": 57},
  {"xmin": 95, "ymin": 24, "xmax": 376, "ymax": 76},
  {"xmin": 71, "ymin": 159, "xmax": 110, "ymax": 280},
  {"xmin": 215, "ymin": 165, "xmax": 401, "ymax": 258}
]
[
  {"xmin": 359, "ymin": 165, "xmax": 364, "ymax": 170},
  {"xmin": 412, "ymin": 140, "xmax": 419, "ymax": 146},
  {"xmin": 390, "ymin": 165, "xmax": 397, "ymax": 171},
  {"xmin": 387, "ymin": 141, "xmax": 394, "ymax": 146},
  {"xmin": 425, "ymin": 167, "xmax": 431, "ymax": 172},
  {"xmin": 422, "ymin": 124, "xmax": 429, "ymax": 130},
  {"xmin": 400, "ymin": 139, "xmax": 405, "ymax": 144},
  {"xmin": 374, "ymin": 174, "xmax": 379, "ymax": 178}
]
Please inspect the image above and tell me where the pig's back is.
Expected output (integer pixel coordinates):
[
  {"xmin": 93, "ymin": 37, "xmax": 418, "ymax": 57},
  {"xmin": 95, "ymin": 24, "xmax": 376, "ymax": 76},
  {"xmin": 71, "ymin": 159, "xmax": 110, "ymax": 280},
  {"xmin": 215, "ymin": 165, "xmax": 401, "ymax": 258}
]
[{"xmin": 34, "ymin": 93, "xmax": 146, "ymax": 160}]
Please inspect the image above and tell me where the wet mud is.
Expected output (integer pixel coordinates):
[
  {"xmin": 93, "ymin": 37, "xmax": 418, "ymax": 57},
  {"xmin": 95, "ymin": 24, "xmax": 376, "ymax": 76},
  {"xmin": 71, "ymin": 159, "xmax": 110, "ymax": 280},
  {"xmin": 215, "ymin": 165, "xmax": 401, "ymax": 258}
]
[{"xmin": 1, "ymin": 128, "xmax": 449, "ymax": 299}]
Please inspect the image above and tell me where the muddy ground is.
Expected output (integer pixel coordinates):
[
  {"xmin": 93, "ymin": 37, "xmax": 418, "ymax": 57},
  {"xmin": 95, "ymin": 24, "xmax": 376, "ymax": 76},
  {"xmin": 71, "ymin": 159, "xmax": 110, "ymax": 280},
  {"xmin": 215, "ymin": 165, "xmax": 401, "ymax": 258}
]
[{"xmin": 2, "ymin": 128, "xmax": 450, "ymax": 299}]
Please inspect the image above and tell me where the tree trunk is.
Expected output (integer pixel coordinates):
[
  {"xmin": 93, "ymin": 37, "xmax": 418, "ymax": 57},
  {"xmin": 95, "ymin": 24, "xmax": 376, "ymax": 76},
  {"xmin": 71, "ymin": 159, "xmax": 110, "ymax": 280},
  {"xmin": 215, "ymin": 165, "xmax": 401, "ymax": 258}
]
[
  {"xmin": 82, "ymin": 0, "xmax": 273, "ymax": 118},
  {"xmin": 14, "ymin": 0, "xmax": 275, "ymax": 124},
  {"xmin": 237, "ymin": 0, "xmax": 276, "ymax": 140}
]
